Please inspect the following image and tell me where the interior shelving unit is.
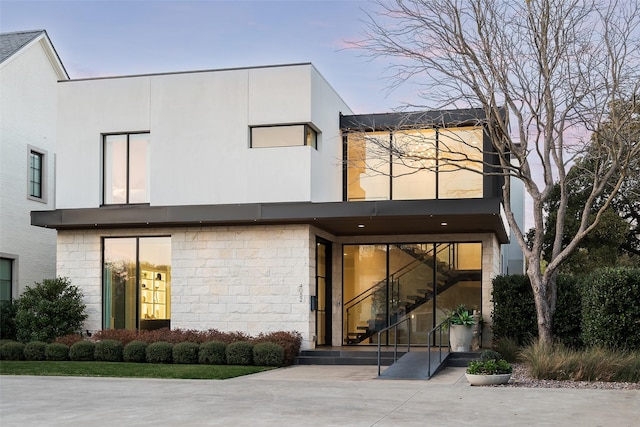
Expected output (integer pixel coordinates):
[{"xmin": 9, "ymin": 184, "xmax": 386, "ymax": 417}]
[{"xmin": 140, "ymin": 270, "xmax": 168, "ymax": 320}]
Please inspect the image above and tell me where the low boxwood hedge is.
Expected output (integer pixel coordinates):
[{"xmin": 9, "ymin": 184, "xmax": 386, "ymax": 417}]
[
  {"xmin": 199, "ymin": 341, "xmax": 226, "ymax": 365},
  {"xmin": 123, "ymin": 340, "xmax": 147, "ymax": 363},
  {"xmin": 226, "ymin": 341, "xmax": 253, "ymax": 365},
  {"xmin": 95, "ymin": 339, "xmax": 124, "ymax": 362},
  {"xmin": 69, "ymin": 340, "xmax": 95, "ymax": 361},
  {"xmin": 173, "ymin": 342, "xmax": 199, "ymax": 364}
]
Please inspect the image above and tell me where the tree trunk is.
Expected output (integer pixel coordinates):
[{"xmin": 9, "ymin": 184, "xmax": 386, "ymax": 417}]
[{"xmin": 528, "ymin": 269, "xmax": 555, "ymax": 346}]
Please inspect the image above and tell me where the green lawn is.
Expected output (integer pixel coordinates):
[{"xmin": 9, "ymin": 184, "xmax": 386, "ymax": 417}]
[{"xmin": 0, "ymin": 361, "xmax": 274, "ymax": 379}]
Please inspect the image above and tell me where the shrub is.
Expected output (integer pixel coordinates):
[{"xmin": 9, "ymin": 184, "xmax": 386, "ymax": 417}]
[
  {"xmin": 24, "ymin": 341, "xmax": 48, "ymax": 361},
  {"xmin": 93, "ymin": 329, "xmax": 139, "ymax": 345},
  {"xmin": 199, "ymin": 341, "xmax": 226, "ymax": 365},
  {"xmin": 173, "ymin": 342, "xmax": 199, "ymax": 364},
  {"xmin": 45, "ymin": 343, "xmax": 69, "ymax": 361},
  {"xmin": 14, "ymin": 277, "xmax": 87, "ymax": 343},
  {"xmin": 253, "ymin": 342, "xmax": 284, "ymax": 367},
  {"xmin": 479, "ymin": 350, "xmax": 502, "ymax": 362},
  {"xmin": 123, "ymin": 340, "xmax": 148, "ymax": 363},
  {"xmin": 252, "ymin": 331, "xmax": 302, "ymax": 366},
  {"xmin": 581, "ymin": 268, "xmax": 640, "ymax": 349},
  {"xmin": 226, "ymin": 341, "xmax": 253, "ymax": 365},
  {"xmin": 491, "ymin": 274, "xmax": 583, "ymax": 347},
  {"xmin": 94, "ymin": 340, "xmax": 124, "ymax": 362},
  {"xmin": 492, "ymin": 337, "xmax": 521, "ymax": 363},
  {"xmin": 69, "ymin": 340, "xmax": 95, "ymax": 361},
  {"xmin": 0, "ymin": 300, "xmax": 17, "ymax": 340},
  {"xmin": 54, "ymin": 334, "xmax": 85, "ymax": 347},
  {"xmin": 146, "ymin": 341, "xmax": 173, "ymax": 364},
  {"xmin": 467, "ymin": 358, "xmax": 513, "ymax": 375},
  {"xmin": 0, "ymin": 341, "xmax": 25, "ymax": 360}
]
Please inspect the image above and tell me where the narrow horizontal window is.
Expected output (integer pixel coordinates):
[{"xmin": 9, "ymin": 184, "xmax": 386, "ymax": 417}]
[{"xmin": 251, "ymin": 124, "xmax": 318, "ymax": 149}]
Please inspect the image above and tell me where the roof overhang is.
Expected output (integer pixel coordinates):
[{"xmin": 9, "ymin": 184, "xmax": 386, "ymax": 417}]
[{"xmin": 32, "ymin": 199, "xmax": 509, "ymax": 243}]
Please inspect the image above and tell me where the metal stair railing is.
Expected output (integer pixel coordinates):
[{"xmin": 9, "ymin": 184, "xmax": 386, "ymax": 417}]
[
  {"xmin": 377, "ymin": 316, "xmax": 412, "ymax": 376},
  {"xmin": 426, "ymin": 318, "xmax": 450, "ymax": 378}
]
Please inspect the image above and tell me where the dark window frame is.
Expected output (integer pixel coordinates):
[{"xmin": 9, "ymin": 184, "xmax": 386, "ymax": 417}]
[
  {"xmin": 27, "ymin": 146, "xmax": 47, "ymax": 202},
  {"xmin": 102, "ymin": 131, "xmax": 150, "ymax": 206},
  {"xmin": 250, "ymin": 124, "xmax": 318, "ymax": 149}
]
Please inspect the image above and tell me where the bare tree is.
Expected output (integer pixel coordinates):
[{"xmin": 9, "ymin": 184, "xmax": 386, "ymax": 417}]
[{"xmin": 354, "ymin": 0, "xmax": 640, "ymax": 345}]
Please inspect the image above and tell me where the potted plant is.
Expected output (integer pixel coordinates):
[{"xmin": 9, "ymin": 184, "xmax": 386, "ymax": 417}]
[
  {"xmin": 465, "ymin": 350, "xmax": 513, "ymax": 386},
  {"xmin": 447, "ymin": 304, "xmax": 476, "ymax": 352}
]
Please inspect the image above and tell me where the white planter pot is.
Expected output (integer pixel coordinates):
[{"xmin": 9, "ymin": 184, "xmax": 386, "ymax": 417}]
[
  {"xmin": 465, "ymin": 373, "xmax": 511, "ymax": 386},
  {"xmin": 449, "ymin": 324, "xmax": 474, "ymax": 352}
]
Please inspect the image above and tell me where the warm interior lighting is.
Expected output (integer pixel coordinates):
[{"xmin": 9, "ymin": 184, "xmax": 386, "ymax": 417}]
[
  {"xmin": 441, "ymin": 222, "xmax": 448, "ymax": 226},
  {"xmin": 357, "ymin": 224, "xmax": 365, "ymax": 228}
]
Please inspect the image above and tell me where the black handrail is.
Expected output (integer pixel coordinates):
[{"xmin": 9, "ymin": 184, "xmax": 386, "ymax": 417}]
[
  {"xmin": 426, "ymin": 318, "xmax": 450, "ymax": 378},
  {"xmin": 377, "ymin": 316, "xmax": 412, "ymax": 376}
]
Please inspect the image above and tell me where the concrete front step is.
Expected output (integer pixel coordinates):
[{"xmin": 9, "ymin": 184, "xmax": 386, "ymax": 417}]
[{"xmin": 295, "ymin": 349, "xmax": 406, "ymax": 366}]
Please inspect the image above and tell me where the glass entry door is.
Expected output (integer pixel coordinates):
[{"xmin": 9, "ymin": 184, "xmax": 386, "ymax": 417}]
[{"xmin": 316, "ymin": 239, "xmax": 332, "ymax": 346}]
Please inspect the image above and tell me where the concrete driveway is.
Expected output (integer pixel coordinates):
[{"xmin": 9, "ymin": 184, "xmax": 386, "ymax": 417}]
[{"xmin": 1, "ymin": 366, "xmax": 638, "ymax": 426}]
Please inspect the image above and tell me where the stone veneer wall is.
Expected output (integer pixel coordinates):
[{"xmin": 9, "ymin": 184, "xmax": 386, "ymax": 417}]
[{"xmin": 57, "ymin": 224, "xmax": 317, "ymax": 348}]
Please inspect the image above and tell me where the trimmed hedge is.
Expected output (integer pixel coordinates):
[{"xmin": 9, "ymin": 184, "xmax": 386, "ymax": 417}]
[
  {"xmin": 46, "ymin": 343, "xmax": 69, "ymax": 361},
  {"xmin": 0, "ymin": 341, "xmax": 25, "ymax": 360},
  {"xmin": 173, "ymin": 342, "xmax": 199, "ymax": 364},
  {"xmin": 253, "ymin": 342, "xmax": 284, "ymax": 366},
  {"xmin": 123, "ymin": 340, "xmax": 148, "ymax": 363},
  {"xmin": 491, "ymin": 274, "xmax": 582, "ymax": 347},
  {"xmin": 199, "ymin": 341, "xmax": 226, "ymax": 365},
  {"xmin": 95, "ymin": 340, "xmax": 124, "ymax": 362},
  {"xmin": 226, "ymin": 341, "xmax": 253, "ymax": 365},
  {"xmin": 69, "ymin": 340, "xmax": 95, "ymax": 361},
  {"xmin": 581, "ymin": 268, "xmax": 640, "ymax": 349},
  {"xmin": 146, "ymin": 341, "xmax": 173, "ymax": 364},
  {"xmin": 24, "ymin": 341, "xmax": 48, "ymax": 361}
]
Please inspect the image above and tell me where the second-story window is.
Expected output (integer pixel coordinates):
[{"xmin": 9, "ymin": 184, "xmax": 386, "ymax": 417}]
[
  {"xmin": 104, "ymin": 133, "xmax": 150, "ymax": 205},
  {"xmin": 28, "ymin": 149, "xmax": 44, "ymax": 200},
  {"xmin": 250, "ymin": 124, "xmax": 317, "ymax": 149}
]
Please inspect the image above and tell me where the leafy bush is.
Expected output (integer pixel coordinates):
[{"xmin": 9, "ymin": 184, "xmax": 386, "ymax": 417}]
[
  {"xmin": 0, "ymin": 341, "xmax": 25, "ymax": 360},
  {"xmin": 226, "ymin": 341, "xmax": 253, "ymax": 365},
  {"xmin": 24, "ymin": 341, "xmax": 48, "ymax": 361},
  {"xmin": 253, "ymin": 342, "xmax": 284, "ymax": 367},
  {"xmin": 94, "ymin": 340, "xmax": 124, "ymax": 362},
  {"xmin": 54, "ymin": 334, "xmax": 85, "ymax": 347},
  {"xmin": 14, "ymin": 277, "xmax": 87, "ymax": 343},
  {"xmin": 146, "ymin": 341, "xmax": 173, "ymax": 364},
  {"xmin": 93, "ymin": 329, "xmax": 140, "ymax": 345},
  {"xmin": 467, "ymin": 358, "xmax": 512, "ymax": 375},
  {"xmin": 492, "ymin": 337, "xmax": 521, "ymax": 363},
  {"xmin": 520, "ymin": 340, "xmax": 640, "ymax": 382},
  {"xmin": 45, "ymin": 343, "xmax": 69, "ymax": 361},
  {"xmin": 69, "ymin": 340, "xmax": 95, "ymax": 361},
  {"xmin": 581, "ymin": 268, "xmax": 640, "ymax": 349},
  {"xmin": 479, "ymin": 350, "xmax": 502, "ymax": 362},
  {"xmin": 173, "ymin": 342, "xmax": 199, "ymax": 364},
  {"xmin": 0, "ymin": 300, "xmax": 17, "ymax": 340},
  {"xmin": 491, "ymin": 274, "xmax": 583, "ymax": 347},
  {"xmin": 199, "ymin": 341, "xmax": 226, "ymax": 365},
  {"xmin": 252, "ymin": 331, "xmax": 302, "ymax": 366},
  {"xmin": 123, "ymin": 340, "xmax": 148, "ymax": 363}
]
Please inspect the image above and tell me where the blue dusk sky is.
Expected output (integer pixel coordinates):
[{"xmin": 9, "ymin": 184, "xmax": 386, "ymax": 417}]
[{"xmin": 1, "ymin": 0, "xmax": 425, "ymax": 114}]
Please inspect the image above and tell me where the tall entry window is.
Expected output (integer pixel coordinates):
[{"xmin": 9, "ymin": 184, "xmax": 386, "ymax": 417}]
[
  {"xmin": 103, "ymin": 236, "xmax": 171, "ymax": 330},
  {"xmin": 343, "ymin": 242, "xmax": 481, "ymax": 345},
  {"xmin": 0, "ymin": 258, "xmax": 13, "ymax": 302},
  {"xmin": 104, "ymin": 133, "xmax": 149, "ymax": 205}
]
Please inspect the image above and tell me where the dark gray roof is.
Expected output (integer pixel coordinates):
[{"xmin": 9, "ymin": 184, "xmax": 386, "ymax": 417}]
[{"xmin": 0, "ymin": 29, "xmax": 45, "ymax": 63}]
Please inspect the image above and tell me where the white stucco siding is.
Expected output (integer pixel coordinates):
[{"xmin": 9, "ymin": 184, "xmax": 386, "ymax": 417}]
[
  {"xmin": 56, "ymin": 76, "xmax": 151, "ymax": 208},
  {"xmin": 309, "ymin": 68, "xmax": 353, "ymax": 202},
  {"xmin": 57, "ymin": 225, "xmax": 316, "ymax": 349},
  {"xmin": 55, "ymin": 64, "xmax": 348, "ymax": 208},
  {"xmin": 0, "ymin": 37, "xmax": 60, "ymax": 293}
]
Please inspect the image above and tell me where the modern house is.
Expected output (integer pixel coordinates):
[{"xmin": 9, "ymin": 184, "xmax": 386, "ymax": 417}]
[
  {"xmin": 27, "ymin": 54, "xmax": 517, "ymax": 349},
  {"xmin": 0, "ymin": 30, "xmax": 68, "ymax": 302}
]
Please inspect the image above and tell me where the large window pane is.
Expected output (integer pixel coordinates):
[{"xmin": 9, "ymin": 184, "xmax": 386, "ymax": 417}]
[
  {"xmin": 438, "ymin": 127, "xmax": 484, "ymax": 199},
  {"xmin": 128, "ymin": 134, "xmax": 150, "ymax": 204},
  {"xmin": 103, "ymin": 238, "xmax": 137, "ymax": 330},
  {"xmin": 343, "ymin": 245, "xmax": 388, "ymax": 344},
  {"xmin": 104, "ymin": 135, "xmax": 128, "ymax": 204},
  {"xmin": 103, "ymin": 237, "xmax": 171, "ymax": 331},
  {"xmin": 347, "ymin": 132, "xmax": 390, "ymax": 201},
  {"xmin": 139, "ymin": 237, "xmax": 171, "ymax": 323},
  {"xmin": 392, "ymin": 130, "xmax": 437, "ymax": 200}
]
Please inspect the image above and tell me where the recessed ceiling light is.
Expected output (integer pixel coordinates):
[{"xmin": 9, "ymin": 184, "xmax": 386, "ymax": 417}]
[
  {"xmin": 358, "ymin": 224, "xmax": 365, "ymax": 228},
  {"xmin": 441, "ymin": 222, "xmax": 448, "ymax": 226}
]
